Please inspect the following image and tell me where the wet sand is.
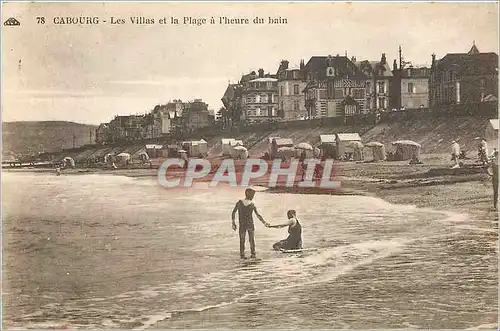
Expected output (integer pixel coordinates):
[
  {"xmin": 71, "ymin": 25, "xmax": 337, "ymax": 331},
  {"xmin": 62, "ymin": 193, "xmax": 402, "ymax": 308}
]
[
  {"xmin": 4, "ymin": 154, "xmax": 498, "ymax": 221},
  {"xmin": 3, "ymin": 154, "xmax": 498, "ymax": 329}
]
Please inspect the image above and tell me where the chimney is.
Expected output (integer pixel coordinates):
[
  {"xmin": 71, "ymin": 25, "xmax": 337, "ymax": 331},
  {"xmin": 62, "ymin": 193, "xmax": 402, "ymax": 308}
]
[
  {"xmin": 300, "ymin": 59, "xmax": 305, "ymax": 70},
  {"xmin": 381, "ymin": 53, "xmax": 387, "ymax": 65},
  {"xmin": 258, "ymin": 68, "xmax": 264, "ymax": 78},
  {"xmin": 431, "ymin": 53, "xmax": 436, "ymax": 66},
  {"xmin": 393, "ymin": 59, "xmax": 398, "ymax": 71},
  {"xmin": 282, "ymin": 60, "xmax": 289, "ymax": 70},
  {"xmin": 351, "ymin": 56, "xmax": 357, "ymax": 62}
]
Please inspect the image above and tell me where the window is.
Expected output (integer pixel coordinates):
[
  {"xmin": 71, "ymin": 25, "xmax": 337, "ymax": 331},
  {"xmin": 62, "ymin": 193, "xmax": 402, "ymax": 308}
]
[
  {"xmin": 378, "ymin": 81, "xmax": 385, "ymax": 94},
  {"xmin": 294, "ymin": 100, "xmax": 299, "ymax": 111},
  {"xmin": 480, "ymin": 78, "xmax": 486, "ymax": 89},
  {"xmin": 345, "ymin": 105, "xmax": 357, "ymax": 115},
  {"xmin": 334, "ymin": 89, "xmax": 343, "ymax": 99},
  {"xmin": 261, "ymin": 95, "xmax": 267, "ymax": 103},
  {"xmin": 319, "ymin": 90, "xmax": 326, "ymax": 99},
  {"xmin": 281, "ymin": 101, "xmax": 284, "ymax": 110},
  {"xmin": 408, "ymin": 83, "xmax": 414, "ymax": 94},
  {"xmin": 450, "ymin": 71, "xmax": 456, "ymax": 81},
  {"xmin": 378, "ymin": 97, "xmax": 384, "ymax": 108},
  {"xmin": 255, "ymin": 95, "xmax": 260, "ymax": 103},
  {"xmin": 353, "ymin": 89, "xmax": 364, "ymax": 99},
  {"xmin": 327, "ymin": 83, "xmax": 334, "ymax": 99},
  {"xmin": 294, "ymin": 84, "xmax": 299, "ymax": 95},
  {"xmin": 268, "ymin": 106, "xmax": 274, "ymax": 117},
  {"xmin": 280, "ymin": 86, "xmax": 284, "ymax": 96}
]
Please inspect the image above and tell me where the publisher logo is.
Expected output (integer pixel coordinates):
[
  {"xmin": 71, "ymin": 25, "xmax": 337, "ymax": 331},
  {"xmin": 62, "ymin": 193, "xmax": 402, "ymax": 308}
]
[{"xmin": 4, "ymin": 17, "xmax": 20, "ymax": 26}]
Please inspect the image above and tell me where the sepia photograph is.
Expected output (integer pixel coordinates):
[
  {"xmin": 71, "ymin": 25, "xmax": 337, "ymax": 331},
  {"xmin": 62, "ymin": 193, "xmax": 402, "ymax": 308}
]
[{"xmin": 1, "ymin": 1, "xmax": 499, "ymax": 329}]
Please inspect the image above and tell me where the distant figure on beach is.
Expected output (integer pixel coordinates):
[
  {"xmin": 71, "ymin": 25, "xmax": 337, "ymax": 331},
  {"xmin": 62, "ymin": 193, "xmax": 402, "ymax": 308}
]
[
  {"xmin": 269, "ymin": 210, "xmax": 302, "ymax": 251},
  {"xmin": 451, "ymin": 140, "xmax": 461, "ymax": 169},
  {"xmin": 491, "ymin": 149, "xmax": 498, "ymax": 210},
  {"xmin": 231, "ymin": 188, "xmax": 269, "ymax": 259},
  {"xmin": 55, "ymin": 167, "xmax": 61, "ymax": 176},
  {"xmin": 479, "ymin": 138, "xmax": 489, "ymax": 165},
  {"xmin": 299, "ymin": 150, "xmax": 307, "ymax": 181}
]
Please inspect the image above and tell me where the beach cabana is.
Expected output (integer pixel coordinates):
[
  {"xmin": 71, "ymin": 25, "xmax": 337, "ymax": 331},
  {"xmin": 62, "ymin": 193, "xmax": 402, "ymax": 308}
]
[
  {"xmin": 116, "ymin": 152, "xmax": 131, "ymax": 164},
  {"xmin": 270, "ymin": 138, "xmax": 294, "ymax": 159},
  {"xmin": 137, "ymin": 151, "xmax": 150, "ymax": 162},
  {"xmin": 230, "ymin": 146, "xmax": 249, "ymax": 159},
  {"xmin": 222, "ymin": 138, "xmax": 244, "ymax": 156},
  {"xmin": 336, "ymin": 133, "xmax": 362, "ymax": 159},
  {"xmin": 182, "ymin": 139, "xmax": 208, "ymax": 157},
  {"xmin": 347, "ymin": 140, "xmax": 364, "ymax": 161},
  {"xmin": 295, "ymin": 142, "xmax": 314, "ymax": 158},
  {"xmin": 313, "ymin": 147, "xmax": 321, "ymax": 159},
  {"xmin": 365, "ymin": 142, "xmax": 386, "ymax": 162},
  {"xmin": 391, "ymin": 140, "xmax": 421, "ymax": 161},
  {"xmin": 166, "ymin": 145, "xmax": 179, "ymax": 157},
  {"xmin": 486, "ymin": 119, "xmax": 499, "ymax": 150},
  {"xmin": 319, "ymin": 134, "xmax": 337, "ymax": 159},
  {"xmin": 63, "ymin": 156, "xmax": 75, "ymax": 168},
  {"xmin": 277, "ymin": 146, "xmax": 296, "ymax": 162},
  {"xmin": 145, "ymin": 144, "xmax": 163, "ymax": 158},
  {"xmin": 104, "ymin": 153, "xmax": 115, "ymax": 164}
]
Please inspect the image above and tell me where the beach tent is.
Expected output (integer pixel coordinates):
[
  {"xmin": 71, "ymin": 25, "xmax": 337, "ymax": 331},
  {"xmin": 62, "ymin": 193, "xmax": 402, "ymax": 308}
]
[
  {"xmin": 270, "ymin": 138, "xmax": 294, "ymax": 159},
  {"xmin": 391, "ymin": 140, "xmax": 421, "ymax": 161},
  {"xmin": 104, "ymin": 153, "xmax": 115, "ymax": 164},
  {"xmin": 277, "ymin": 146, "xmax": 296, "ymax": 162},
  {"xmin": 63, "ymin": 156, "xmax": 75, "ymax": 168},
  {"xmin": 313, "ymin": 147, "xmax": 321, "ymax": 159},
  {"xmin": 182, "ymin": 139, "xmax": 208, "ymax": 157},
  {"xmin": 222, "ymin": 138, "xmax": 244, "ymax": 156},
  {"xmin": 295, "ymin": 142, "xmax": 314, "ymax": 158},
  {"xmin": 365, "ymin": 142, "xmax": 386, "ymax": 162},
  {"xmin": 296, "ymin": 142, "xmax": 313, "ymax": 151},
  {"xmin": 116, "ymin": 153, "xmax": 131, "ymax": 163},
  {"xmin": 319, "ymin": 134, "xmax": 337, "ymax": 159},
  {"xmin": 138, "ymin": 151, "xmax": 150, "ymax": 162},
  {"xmin": 230, "ymin": 146, "xmax": 249, "ymax": 159},
  {"xmin": 347, "ymin": 140, "xmax": 364, "ymax": 161},
  {"xmin": 486, "ymin": 119, "xmax": 499, "ymax": 151},
  {"xmin": 267, "ymin": 136, "xmax": 281, "ymax": 155},
  {"xmin": 145, "ymin": 144, "xmax": 163, "ymax": 158},
  {"xmin": 166, "ymin": 145, "xmax": 179, "ymax": 157},
  {"xmin": 336, "ymin": 133, "xmax": 362, "ymax": 159}
]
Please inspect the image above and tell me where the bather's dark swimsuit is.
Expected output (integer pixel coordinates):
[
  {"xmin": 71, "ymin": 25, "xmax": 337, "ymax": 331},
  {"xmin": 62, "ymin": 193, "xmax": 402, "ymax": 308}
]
[
  {"xmin": 273, "ymin": 218, "xmax": 302, "ymax": 250},
  {"xmin": 236, "ymin": 200, "xmax": 255, "ymax": 231}
]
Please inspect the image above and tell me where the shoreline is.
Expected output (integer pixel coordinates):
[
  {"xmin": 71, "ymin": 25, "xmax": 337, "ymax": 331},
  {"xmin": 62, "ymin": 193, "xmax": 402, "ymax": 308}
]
[{"xmin": 4, "ymin": 163, "xmax": 498, "ymax": 222}]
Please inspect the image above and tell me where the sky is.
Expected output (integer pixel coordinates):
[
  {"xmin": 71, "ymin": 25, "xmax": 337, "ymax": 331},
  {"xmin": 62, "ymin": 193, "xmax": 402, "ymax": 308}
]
[{"xmin": 2, "ymin": 2, "xmax": 498, "ymax": 125}]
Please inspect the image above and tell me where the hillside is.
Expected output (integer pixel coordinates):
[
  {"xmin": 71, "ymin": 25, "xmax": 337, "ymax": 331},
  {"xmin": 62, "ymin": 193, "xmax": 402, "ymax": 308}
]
[
  {"xmin": 206, "ymin": 116, "xmax": 493, "ymax": 157},
  {"xmin": 2, "ymin": 121, "xmax": 97, "ymax": 155}
]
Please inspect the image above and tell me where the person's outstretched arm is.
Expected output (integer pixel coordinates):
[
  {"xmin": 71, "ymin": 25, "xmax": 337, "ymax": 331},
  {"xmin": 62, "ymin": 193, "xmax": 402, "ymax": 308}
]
[
  {"xmin": 269, "ymin": 218, "xmax": 295, "ymax": 228},
  {"xmin": 231, "ymin": 201, "xmax": 239, "ymax": 231},
  {"xmin": 253, "ymin": 206, "xmax": 269, "ymax": 227}
]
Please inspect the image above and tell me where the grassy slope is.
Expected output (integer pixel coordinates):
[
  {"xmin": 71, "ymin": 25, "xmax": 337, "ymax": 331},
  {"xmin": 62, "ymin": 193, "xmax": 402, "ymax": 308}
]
[
  {"xmin": 2, "ymin": 121, "xmax": 97, "ymax": 155},
  {"xmin": 207, "ymin": 117, "xmax": 492, "ymax": 157}
]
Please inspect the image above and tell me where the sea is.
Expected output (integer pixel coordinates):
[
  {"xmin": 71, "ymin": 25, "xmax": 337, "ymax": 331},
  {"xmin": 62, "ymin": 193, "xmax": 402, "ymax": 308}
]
[{"xmin": 2, "ymin": 172, "xmax": 498, "ymax": 329}]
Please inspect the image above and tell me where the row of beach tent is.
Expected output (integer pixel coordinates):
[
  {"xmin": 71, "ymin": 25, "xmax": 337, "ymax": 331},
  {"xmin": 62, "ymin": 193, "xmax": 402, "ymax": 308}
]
[{"xmin": 220, "ymin": 134, "xmax": 422, "ymax": 162}]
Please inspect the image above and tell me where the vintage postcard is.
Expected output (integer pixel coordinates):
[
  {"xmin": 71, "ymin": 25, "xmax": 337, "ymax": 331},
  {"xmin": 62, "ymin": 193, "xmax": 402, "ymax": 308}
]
[{"xmin": 1, "ymin": 1, "xmax": 498, "ymax": 329}]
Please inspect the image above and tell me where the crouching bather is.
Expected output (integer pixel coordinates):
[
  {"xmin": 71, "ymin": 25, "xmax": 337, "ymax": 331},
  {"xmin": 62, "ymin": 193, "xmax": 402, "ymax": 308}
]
[{"xmin": 269, "ymin": 210, "xmax": 302, "ymax": 250}]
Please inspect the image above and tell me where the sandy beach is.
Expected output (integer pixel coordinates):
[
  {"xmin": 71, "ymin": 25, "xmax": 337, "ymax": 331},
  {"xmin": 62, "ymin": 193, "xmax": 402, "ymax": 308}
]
[
  {"xmin": 5, "ymin": 153, "xmax": 498, "ymax": 221},
  {"xmin": 3, "ymin": 152, "xmax": 498, "ymax": 329}
]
